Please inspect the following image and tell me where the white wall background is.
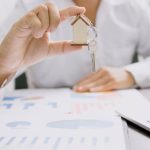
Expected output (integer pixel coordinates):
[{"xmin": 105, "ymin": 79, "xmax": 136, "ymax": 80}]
[
  {"xmin": 146, "ymin": 0, "xmax": 150, "ymax": 5},
  {"xmin": 0, "ymin": 0, "xmax": 150, "ymax": 92},
  {"xmin": 0, "ymin": 0, "xmax": 17, "ymax": 24}
]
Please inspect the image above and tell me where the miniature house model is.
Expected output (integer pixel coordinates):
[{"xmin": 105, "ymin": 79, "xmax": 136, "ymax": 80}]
[{"xmin": 71, "ymin": 15, "xmax": 92, "ymax": 45}]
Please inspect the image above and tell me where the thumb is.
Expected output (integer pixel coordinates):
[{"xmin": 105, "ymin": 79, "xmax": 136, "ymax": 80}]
[
  {"xmin": 48, "ymin": 41, "xmax": 82, "ymax": 56},
  {"xmin": 60, "ymin": 6, "xmax": 86, "ymax": 21}
]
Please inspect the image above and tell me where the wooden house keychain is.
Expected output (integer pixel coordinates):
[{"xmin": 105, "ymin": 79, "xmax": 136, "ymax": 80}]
[{"xmin": 71, "ymin": 15, "xmax": 98, "ymax": 72}]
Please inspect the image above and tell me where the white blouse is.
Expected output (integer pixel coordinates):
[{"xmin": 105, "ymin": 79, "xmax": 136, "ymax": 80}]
[{"xmin": 1, "ymin": 0, "xmax": 150, "ymax": 88}]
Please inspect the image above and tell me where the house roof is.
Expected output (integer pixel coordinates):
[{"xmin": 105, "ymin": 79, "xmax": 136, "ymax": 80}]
[{"xmin": 71, "ymin": 15, "xmax": 92, "ymax": 26}]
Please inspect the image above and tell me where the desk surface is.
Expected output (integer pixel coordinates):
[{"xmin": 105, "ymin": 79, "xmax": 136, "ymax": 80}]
[{"xmin": 129, "ymin": 89, "xmax": 150, "ymax": 150}]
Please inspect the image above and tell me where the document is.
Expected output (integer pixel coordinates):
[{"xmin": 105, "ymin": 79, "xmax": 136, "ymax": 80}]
[
  {"xmin": 1, "ymin": 88, "xmax": 138, "ymax": 115},
  {"xmin": 0, "ymin": 88, "xmax": 132, "ymax": 150},
  {"xmin": 116, "ymin": 90, "xmax": 150, "ymax": 132},
  {"xmin": 0, "ymin": 113, "xmax": 127, "ymax": 150}
]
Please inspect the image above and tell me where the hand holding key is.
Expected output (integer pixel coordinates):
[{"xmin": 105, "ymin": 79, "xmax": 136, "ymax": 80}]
[{"xmin": 0, "ymin": 3, "xmax": 85, "ymax": 86}]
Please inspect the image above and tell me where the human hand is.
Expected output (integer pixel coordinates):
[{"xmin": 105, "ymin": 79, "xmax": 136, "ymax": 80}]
[
  {"xmin": 0, "ymin": 3, "xmax": 85, "ymax": 76},
  {"xmin": 74, "ymin": 67, "xmax": 136, "ymax": 92}
]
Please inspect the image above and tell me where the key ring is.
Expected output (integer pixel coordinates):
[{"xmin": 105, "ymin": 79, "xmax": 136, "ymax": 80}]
[{"xmin": 87, "ymin": 25, "xmax": 98, "ymax": 44}]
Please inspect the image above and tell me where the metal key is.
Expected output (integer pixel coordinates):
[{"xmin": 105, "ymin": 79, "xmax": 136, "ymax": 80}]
[
  {"xmin": 88, "ymin": 40, "xmax": 97, "ymax": 72},
  {"xmin": 91, "ymin": 52, "xmax": 96, "ymax": 72}
]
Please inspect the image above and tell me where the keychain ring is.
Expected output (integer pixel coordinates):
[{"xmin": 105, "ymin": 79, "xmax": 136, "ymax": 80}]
[{"xmin": 87, "ymin": 26, "xmax": 98, "ymax": 44}]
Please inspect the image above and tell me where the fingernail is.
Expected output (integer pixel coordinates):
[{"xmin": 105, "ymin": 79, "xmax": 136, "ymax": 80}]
[
  {"xmin": 34, "ymin": 32, "xmax": 42, "ymax": 38},
  {"xmin": 90, "ymin": 88, "xmax": 95, "ymax": 92},
  {"xmin": 74, "ymin": 86, "xmax": 85, "ymax": 91},
  {"xmin": 76, "ymin": 86, "xmax": 82, "ymax": 90},
  {"xmin": 79, "ymin": 86, "xmax": 86, "ymax": 90},
  {"xmin": 73, "ymin": 86, "xmax": 78, "ymax": 91}
]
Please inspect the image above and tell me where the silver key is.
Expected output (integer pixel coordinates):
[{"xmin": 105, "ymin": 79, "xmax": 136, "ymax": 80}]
[
  {"xmin": 88, "ymin": 25, "xmax": 97, "ymax": 72},
  {"xmin": 91, "ymin": 52, "xmax": 96, "ymax": 72},
  {"xmin": 88, "ymin": 40, "xmax": 97, "ymax": 72}
]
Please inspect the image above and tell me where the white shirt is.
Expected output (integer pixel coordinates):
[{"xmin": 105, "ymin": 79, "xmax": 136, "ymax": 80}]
[{"xmin": 1, "ymin": 0, "xmax": 150, "ymax": 88}]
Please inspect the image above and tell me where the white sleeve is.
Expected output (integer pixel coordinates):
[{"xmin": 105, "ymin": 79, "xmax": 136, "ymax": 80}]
[{"xmin": 125, "ymin": 1, "xmax": 150, "ymax": 88}]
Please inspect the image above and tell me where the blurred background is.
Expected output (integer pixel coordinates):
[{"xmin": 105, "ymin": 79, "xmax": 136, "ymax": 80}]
[{"xmin": 0, "ymin": 0, "xmax": 150, "ymax": 91}]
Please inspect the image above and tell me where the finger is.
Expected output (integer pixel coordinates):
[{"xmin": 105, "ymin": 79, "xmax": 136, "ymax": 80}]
[
  {"xmin": 13, "ymin": 12, "xmax": 42, "ymax": 38},
  {"xmin": 73, "ymin": 86, "xmax": 90, "ymax": 93},
  {"xmin": 48, "ymin": 41, "xmax": 82, "ymax": 56},
  {"xmin": 46, "ymin": 3, "xmax": 60, "ymax": 32},
  {"xmin": 90, "ymin": 81, "xmax": 115, "ymax": 92},
  {"xmin": 60, "ymin": 6, "xmax": 85, "ymax": 21},
  {"xmin": 75, "ymin": 70, "xmax": 106, "ymax": 87},
  {"xmin": 32, "ymin": 4, "xmax": 49, "ymax": 37},
  {"xmin": 84, "ymin": 75, "xmax": 110, "ymax": 88},
  {"xmin": 74, "ymin": 75, "xmax": 110, "ymax": 92},
  {"xmin": 76, "ymin": 73, "xmax": 98, "ymax": 86}
]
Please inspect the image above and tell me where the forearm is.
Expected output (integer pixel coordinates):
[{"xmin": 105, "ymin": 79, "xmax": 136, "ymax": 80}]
[
  {"xmin": 0, "ymin": 74, "xmax": 10, "ymax": 87},
  {"xmin": 0, "ymin": 63, "xmax": 16, "ymax": 87},
  {"xmin": 0, "ymin": 38, "xmax": 17, "ymax": 87}
]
